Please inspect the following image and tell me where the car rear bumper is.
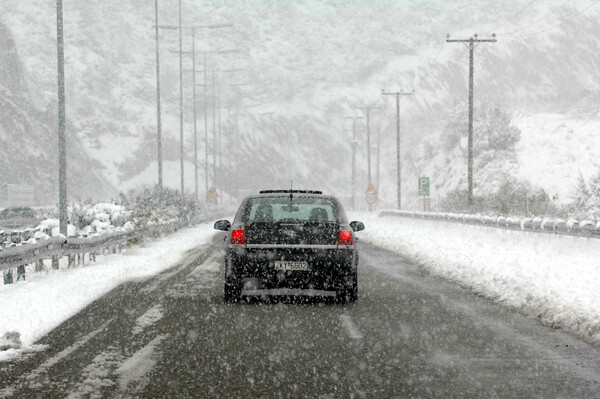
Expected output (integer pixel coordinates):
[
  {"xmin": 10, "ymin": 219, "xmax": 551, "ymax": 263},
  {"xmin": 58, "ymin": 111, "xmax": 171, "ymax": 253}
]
[
  {"xmin": 226, "ymin": 246, "xmax": 357, "ymax": 292},
  {"xmin": 241, "ymin": 288, "xmax": 337, "ymax": 297}
]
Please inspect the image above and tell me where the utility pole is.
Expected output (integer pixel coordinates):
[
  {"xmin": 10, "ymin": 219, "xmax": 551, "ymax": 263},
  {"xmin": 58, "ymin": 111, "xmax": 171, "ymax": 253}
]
[
  {"xmin": 177, "ymin": 0, "xmax": 183, "ymax": 196},
  {"xmin": 382, "ymin": 89, "xmax": 414, "ymax": 210},
  {"xmin": 446, "ymin": 33, "xmax": 496, "ymax": 206},
  {"xmin": 196, "ymin": 49, "xmax": 239, "ymax": 198},
  {"xmin": 212, "ymin": 71, "xmax": 217, "ymax": 190},
  {"xmin": 355, "ymin": 106, "xmax": 380, "ymax": 187},
  {"xmin": 154, "ymin": 0, "xmax": 162, "ymax": 189},
  {"xmin": 159, "ymin": 26, "xmax": 234, "ymax": 200},
  {"xmin": 191, "ymin": 28, "xmax": 198, "ymax": 201},
  {"xmin": 56, "ymin": 0, "xmax": 67, "ymax": 239},
  {"xmin": 159, "ymin": 6, "xmax": 185, "ymax": 195},
  {"xmin": 376, "ymin": 124, "xmax": 380, "ymax": 193},
  {"xmin": 345, "ymin": 116, "xmax": 363, "ymax": 210},
  {"xmin": 196, "ymin": 66, "xmax": 244, "ymax": 198},
  {"xmin": 159, "ymin": 20, "xmax": 235, "ymax": 199},
  {"xmin": 179, "ymin": 30, "xmax": 200, "ymax": 201},
  {"xmin": 203, "ymin": 54, "xmax": 208, "ymax": 197},
  {"xmin": 217, "ymin": 76, "xmax": 222, "ymax": 201}
]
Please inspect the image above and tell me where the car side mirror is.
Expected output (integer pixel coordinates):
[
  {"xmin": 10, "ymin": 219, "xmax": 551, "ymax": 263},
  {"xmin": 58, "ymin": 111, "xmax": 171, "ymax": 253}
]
[
  {"xmin": 214, "ymin": 220, "xmax": 231, "ymax": 231},
  {"xmin": 350, "ymin": 221, "xmax": 365, "ymax": 232}
]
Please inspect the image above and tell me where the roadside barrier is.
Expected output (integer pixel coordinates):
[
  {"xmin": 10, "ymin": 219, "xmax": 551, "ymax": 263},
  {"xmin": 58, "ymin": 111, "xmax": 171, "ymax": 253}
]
[
  {"xmin": 379, "ymin": 210, "xmax": 600, "ymax": 239},
  {"xmin": 0, "ymin": 216, "xmax": 210, "ymax": 284}
]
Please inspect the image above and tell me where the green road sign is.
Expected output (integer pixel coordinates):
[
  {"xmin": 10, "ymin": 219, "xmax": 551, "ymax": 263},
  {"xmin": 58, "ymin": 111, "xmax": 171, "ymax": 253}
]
[{"xmin": 418, "ymin": 176, "xmax": 430, "ymax": 196}]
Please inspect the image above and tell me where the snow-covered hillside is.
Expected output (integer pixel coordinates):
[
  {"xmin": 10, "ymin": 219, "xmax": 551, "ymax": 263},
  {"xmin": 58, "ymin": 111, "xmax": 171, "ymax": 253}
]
[
  {"xmin": 2, "ymin": 0, "xmax": 600, "ymax": 206},
  {"xmin": 0, "ymin": 17, "xmax": 113, "ymax": 204}
]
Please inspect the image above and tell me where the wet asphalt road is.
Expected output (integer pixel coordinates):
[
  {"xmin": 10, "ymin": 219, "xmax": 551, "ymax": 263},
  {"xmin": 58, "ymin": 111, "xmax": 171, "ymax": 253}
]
[{"xmin": 1, "ymin": 232, "xmax": 600, "ymax": 398}]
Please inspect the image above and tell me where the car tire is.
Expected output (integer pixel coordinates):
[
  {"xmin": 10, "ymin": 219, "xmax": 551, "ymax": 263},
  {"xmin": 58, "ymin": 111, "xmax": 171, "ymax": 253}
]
[
  {"xmin": 224, "ymin": 277, "xmax": 242, "ymax": 303},
  {"xmin": 338, "ymin": 273, "xmax": 358, "ymax": 303},
  {"xmin": 347, "ymin": 273, "xmax": 358, "ymax": 303}
]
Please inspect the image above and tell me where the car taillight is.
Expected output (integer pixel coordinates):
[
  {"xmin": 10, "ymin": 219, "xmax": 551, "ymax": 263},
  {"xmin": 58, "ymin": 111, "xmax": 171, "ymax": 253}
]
[
  {"xmin": 338, "ymin": 230, "xmax": 353, "ymax": 246},
  {"xmin": 230, "ymin": 229, "xmax": 246, "ymax": 245}
]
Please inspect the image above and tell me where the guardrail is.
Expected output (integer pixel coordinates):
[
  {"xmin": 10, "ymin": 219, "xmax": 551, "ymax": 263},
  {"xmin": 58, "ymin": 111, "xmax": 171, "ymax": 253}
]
[
  {"xmin": 379, "ymin": 210, "xmax": 600, "ymax": 239},
  {"xmin": 0, "ymin": 217, "xmax": 197, "ymax": 284}
]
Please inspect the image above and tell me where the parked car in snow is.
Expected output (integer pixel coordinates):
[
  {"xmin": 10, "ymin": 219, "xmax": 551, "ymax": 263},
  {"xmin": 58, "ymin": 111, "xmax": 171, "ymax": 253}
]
[
  {"xmin": 214, "ymin": 190, "xmax": 365, "ymax": 303},
  {"xmin": 0, "ymin": 206, "xmax": 39, "ymax": 231}
]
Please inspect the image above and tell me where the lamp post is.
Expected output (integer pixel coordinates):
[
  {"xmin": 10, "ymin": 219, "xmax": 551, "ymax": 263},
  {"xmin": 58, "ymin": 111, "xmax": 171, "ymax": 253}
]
[
  {"xmin": 56, "ymin": 0, "xmax": 67, "ymax": 238},
  {"xmin": 382, "ymin": 89, "xmax": 414, "ymax": 210}
]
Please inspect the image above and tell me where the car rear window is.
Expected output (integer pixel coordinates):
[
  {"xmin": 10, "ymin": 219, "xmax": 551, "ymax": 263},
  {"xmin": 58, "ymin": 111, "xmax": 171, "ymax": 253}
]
[{"xmin": 241, "ymin": 196, "xmax": 344, "ymax": 223}]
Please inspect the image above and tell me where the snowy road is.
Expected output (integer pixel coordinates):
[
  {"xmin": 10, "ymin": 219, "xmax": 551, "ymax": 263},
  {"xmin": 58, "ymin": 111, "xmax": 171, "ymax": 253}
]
[{"xmin": 1, "ymin": 233, "xmax": 600, "ymax": 398}]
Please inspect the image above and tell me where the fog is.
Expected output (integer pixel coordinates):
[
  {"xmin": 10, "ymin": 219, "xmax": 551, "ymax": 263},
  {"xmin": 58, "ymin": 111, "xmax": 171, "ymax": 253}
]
[{"xmin": 1, "ymin": 0, "xmax": 600, "ymax": 211}]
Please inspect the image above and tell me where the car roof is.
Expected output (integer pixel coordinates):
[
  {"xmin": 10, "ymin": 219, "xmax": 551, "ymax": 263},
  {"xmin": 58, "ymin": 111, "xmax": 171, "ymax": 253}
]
[
  {"xmin": 258, "ymin": 190, "xmax": 323, "ymax": 195},
  {"xmin": 243, "ymin": 195, "xmax": 341, "ymax": 205},
  {"xmin": 247, "ymin": 192, "xmax": 335, "ymax": 200}
]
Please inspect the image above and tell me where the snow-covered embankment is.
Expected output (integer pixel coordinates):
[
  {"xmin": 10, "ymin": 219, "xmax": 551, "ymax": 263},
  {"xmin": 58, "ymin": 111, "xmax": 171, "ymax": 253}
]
[
  {"xmin": 0, "ymin": 223, "xmax": 217, "ymax": 360},
  {"xmin": 358, "ymin": 213, "xmax": 600, "ymax": 344}
]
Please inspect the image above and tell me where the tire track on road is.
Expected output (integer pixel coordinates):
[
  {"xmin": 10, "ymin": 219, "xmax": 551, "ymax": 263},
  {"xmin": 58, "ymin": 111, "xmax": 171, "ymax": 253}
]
[{"xmin": 0, "ymin": 238, "xmax": 223, "ymax": 398}]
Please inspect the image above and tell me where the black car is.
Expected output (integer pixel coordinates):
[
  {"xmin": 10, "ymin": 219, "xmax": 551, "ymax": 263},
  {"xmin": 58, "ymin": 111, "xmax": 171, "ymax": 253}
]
[{"xmin": 214, "ymin": 190, "xmax": 365, "ymax": 303}]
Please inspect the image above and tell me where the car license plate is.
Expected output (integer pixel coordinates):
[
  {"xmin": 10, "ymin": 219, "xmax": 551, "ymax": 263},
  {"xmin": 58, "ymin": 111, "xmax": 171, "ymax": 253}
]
[{"xmin": 272, "ymin": 261, "xmax": 309, "ymax": 271}]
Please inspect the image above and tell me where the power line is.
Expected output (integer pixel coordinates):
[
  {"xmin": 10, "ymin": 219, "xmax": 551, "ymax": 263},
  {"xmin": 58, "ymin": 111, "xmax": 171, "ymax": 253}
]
[
  {"xmin": 491, "ymin": 0, "xmax": 538, "ymax": 32},
  {"xmin": 498, "ymin": 0, "xmax": 571, "ymax": 36},
  {"xmin": 507, "ymin": 0, "xmax": 600, "ymax": 38}
]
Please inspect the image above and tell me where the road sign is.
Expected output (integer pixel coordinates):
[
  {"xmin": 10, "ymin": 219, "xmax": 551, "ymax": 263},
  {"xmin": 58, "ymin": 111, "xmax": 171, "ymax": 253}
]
[
  {"xmin": 365, "ymin": 183, "xmax": 378, "ymax": 205},
  {"xmin": 207, "ymin": 187, "xmax": 219, "ymax": 198},
  {"xmin": 207, "ymin": 187, "xmax": 219, "ymax": 205},
  {"xmin": 418, "ymin": 176, "xmax": 430, "ymax": 196}
]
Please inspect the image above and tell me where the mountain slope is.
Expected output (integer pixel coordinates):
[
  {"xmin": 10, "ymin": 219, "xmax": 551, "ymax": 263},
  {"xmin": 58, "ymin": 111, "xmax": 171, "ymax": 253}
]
[
  {"xmin": 0, "ymin": 18, "xmax": 114, "ymax": 204},
  {"xmin": 2, "ymin": 1, "xmax": 600, "ymax": 208}
]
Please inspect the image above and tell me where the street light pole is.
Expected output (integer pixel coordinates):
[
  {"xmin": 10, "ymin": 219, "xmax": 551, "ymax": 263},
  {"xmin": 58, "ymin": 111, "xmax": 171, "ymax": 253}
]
[
  {"xmin": 212, "ymin": 71, "xmax": 217, "ymax": 189},
  {"xmin": 203, "ymin": 53, "xmax": 208, "ymax": 197},
  {"xmin": 345, "ymin": 116, "xmax": 363, "ymax": 210},
  {"xmin": 154, "ymin": 0, "xmax": 163, "ymax": 189},
  {"xmin": 56, "ymin": 0, "xmax": 67, "ymax": 239},
  {"xmin": 355, "ymin": 106, "xmax": 380, "ymax": 186},
  {"xmin": 217, "ymin": 78, "xmax": 222, "ymax": 201},
  {"xmin": 178, "ymin": 0, "xmax": 184, "ymax": 196},
  {"xmin": 191, "ymin": 28, "xmax": 198, "ymax": 201},
  {"xmin": 382, "ymin": 89, "xmax": 414, "ymax": 210}
]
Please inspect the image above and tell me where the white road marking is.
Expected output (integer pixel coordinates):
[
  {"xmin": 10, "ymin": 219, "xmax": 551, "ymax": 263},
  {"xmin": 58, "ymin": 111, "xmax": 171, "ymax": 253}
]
[
  {"xmin": 25, "ymin": 319, "xmax": 113, "ymax": 382},
  {"xmin": 340, "ymin": 315, "xmax": 363, "ymax": 340},
  {"xmin": 115, "ymin": 334, "xmax": 167, "ymax": 394},
  {"xmin": 187, "ymin": 251, "xmax": 222, "ymax": 278},
  {"xmin": 132, "ymin": 305, "xmax": 164, "ymax": 335},
  {"xmin": 140, "ymin": 246, "xmax": 215, "ymax": 294},
  {"xmin": 67, "ymin": 347, "xmax": 123, "ymax": 399}
]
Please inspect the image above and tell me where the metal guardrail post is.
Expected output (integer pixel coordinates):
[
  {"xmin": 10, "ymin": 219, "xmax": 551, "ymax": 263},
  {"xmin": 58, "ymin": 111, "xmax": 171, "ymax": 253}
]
[
  {"xmin": 378, "ymin": 210, "xmax": 600, "ymax": 240},
  {"xmin": 35, "ymin": 259, "xmax": 45, "ymax": 272},
  {"xmin": 2, "ymin": 216, "xmax": 213, "ymax": 283}
]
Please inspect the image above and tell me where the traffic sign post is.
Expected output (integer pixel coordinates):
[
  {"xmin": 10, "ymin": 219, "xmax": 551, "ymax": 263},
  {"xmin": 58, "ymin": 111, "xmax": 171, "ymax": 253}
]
[
  {"xmin": 418, "ymin": 176, "xmax": 430, "ymax": 212},
  {"xmin": 207, "ymin": 186, "xmax": 219, "ymax": 206},
  {"xmin": 365, "ymin": 182, "xmax": 378, "ymax": 212}
]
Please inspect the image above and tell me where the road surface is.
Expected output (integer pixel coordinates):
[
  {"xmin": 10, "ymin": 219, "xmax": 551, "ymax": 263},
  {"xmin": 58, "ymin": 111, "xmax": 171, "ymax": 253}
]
[{"xmin": 1, "ymin": 233, "xmax": 599, "ymax": 398}]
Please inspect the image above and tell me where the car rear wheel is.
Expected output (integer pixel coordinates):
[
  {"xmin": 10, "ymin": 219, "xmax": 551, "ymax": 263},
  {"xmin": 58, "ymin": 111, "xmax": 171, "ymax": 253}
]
[
  {"xmin": 338, "ymin": 273, "xmax": 358, "ymax": 303},
  {"xmin": 224, "ymin": 277, "xmax": 242, "ymax": 303}
]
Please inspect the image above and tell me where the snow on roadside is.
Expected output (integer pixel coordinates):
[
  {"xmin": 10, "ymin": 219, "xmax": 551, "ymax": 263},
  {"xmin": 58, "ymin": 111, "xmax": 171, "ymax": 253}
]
[
  {"xmin": 357, "ymin": 213, "xmax": 600, "ymax": 344},
  {"xmin": 0, "ymin": 223, "xmax": 217, "ymax": 361}
]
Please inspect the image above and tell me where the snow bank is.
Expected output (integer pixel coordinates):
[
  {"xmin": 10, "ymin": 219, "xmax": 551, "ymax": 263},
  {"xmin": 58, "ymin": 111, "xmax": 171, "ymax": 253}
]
[
  {"xmin": 0, "ymin": 223, "xmax": 217, "ymax": 361},
  {"xmin": 358, "ymin": 213, "xmax": 600, "ymax": 345}
]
